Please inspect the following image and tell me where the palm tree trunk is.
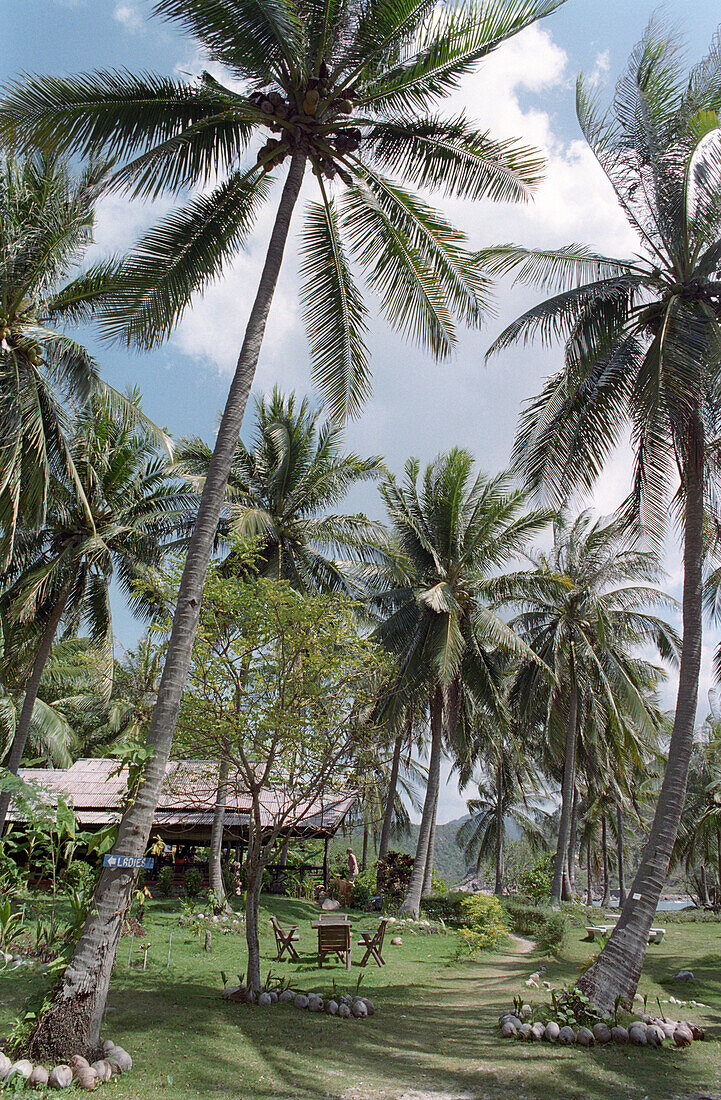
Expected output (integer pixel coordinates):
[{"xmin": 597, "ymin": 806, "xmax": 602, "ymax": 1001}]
[
  {"xmin": 362, "ymin": 824, "xmax": 369, "ymax": 873},
  {"xmin": 494, "ymin": 761, "xmax": 504, "ymax": 896},
  {"xmin": 579, "ymin": 417, "xmax": 705, "ymax": 1012},
  {"xmin": 400, "ymin": 688, "xmax": 443, "ymax": 917},
  {"xmin": 586, "ymin": 839, "xmax": 593, "ymax": 906},
  {"xmin": 378, "ymin": 721, "xmax": 406, "ymax": 868},
  {"xmin": 601, "ymin": 815, "xmax": 610, "ymax": 907},
  {"xmin": 0, "ymin": 581, "xmax": 71, "ymax": 834},
  {"xmin": 25, "ymin": 148, "xmax": 307, "ymax": 1062},
  {"xmin": 716, "ymin": 829, "xmax": 721, "ymax": 906},
  {"xmin": 699, "ymin": 862, "xmax": 710, "ymax": 907},
  {"xmin": 551, "ymin": 665, "xmax": 578, "ymax": 906},
  {"xmin": 422, "ymin": 792, "xmax": 438, "ymax": 896},
  {"xmin": 567, "ymin": 788, "xmax": 579, "ymax": 895},
  {"xmin": 616, "ymin": 803, "xmax": 626, "ymax": 907},
  {"xmin": 209, "ymin": 760, "xmax": 231, "ymax": 912}
]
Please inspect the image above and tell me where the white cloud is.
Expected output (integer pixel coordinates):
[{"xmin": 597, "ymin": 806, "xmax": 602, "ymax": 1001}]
[
  {"xmin": 588, "ymin": 49, "xmax": 611, "ymax": 87},
  {"xmin": 114, "ymin": 3, "xmax": 145, "ymax": 32}
]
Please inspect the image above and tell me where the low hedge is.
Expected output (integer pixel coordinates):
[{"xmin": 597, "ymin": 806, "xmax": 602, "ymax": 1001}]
[
  {"xmin": 422, "ymin": 891, "xmax": 510, "ymax": 951},
  {"xmin": 503, "ymin": 899, "xmax": 567, "ymax": 955}
]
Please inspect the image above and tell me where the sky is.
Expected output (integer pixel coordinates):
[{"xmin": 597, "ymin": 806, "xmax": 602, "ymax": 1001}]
[{"xmin": 5, "ymin": 0, "xmax": 721, "ymax": 822}]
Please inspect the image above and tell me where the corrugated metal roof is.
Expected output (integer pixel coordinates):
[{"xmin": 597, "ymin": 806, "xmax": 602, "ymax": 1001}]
[{"xmin": 10, "ymin": 759, "xmax": 356, "ymax": 836}]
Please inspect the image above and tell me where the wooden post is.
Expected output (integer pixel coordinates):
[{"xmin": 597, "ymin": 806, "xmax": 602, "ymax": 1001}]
[{"xmin": 323, "ymin": 837, "xmax": 329, "ymax": 891}]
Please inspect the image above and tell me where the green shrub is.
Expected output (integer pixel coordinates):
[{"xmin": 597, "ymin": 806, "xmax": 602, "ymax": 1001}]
[
  {"xmin": 157, "ymin": 866, "xmax": 174, "ymax": 897},
  {"xmin": 184, "ymin": 866, "xmax": 202, "ymax": 898},
  {"xmin": 503, "ymin": 898, "xmax": 568, "ymax": 956},
  {"xmin": 376, "ymin": 851, "xmax": 414, "ymax": 908},
  {"xmin": 517, "ymin": 853, "xmax": 553, "ymax": 905},
  {"xmin": 420, "ymin": 892, "xmax": 464, "ymax": 922},
  {"xmin": 458, "ymin": 894, "xmax": 509, "ymax": 949},
  {"xmin": 422, "ymin": 892, "xmax": 509, "ymax": 949},
  {"xmin": 535, "ymin": 911, "xmax": 567, "ymax": 954},
  {"xmin": 64, "ymin": 860, "xmax": 97, "ymax": 896}
]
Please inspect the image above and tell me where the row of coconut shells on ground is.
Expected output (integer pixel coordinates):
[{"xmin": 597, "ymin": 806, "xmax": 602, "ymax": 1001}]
[
  {"xmin": 499, "ymin": 1011, "xmax": 704, "ymax": 1048},
  {"xmin": 0, "ymin": 1039, "xmax": 131, "ymax": 1090},
  {"xmin": 221, "ymin": 984, "xmax": 375, "ymax": 1018}
]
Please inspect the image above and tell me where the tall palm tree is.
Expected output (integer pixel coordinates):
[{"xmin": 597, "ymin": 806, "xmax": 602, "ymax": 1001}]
[
  {"xmin": 372, "ymin": 452, "xmax": 551, "ymax": 915},
  {"xmin": 0, "ymin": 151, "xmax": 125, "ymax": 564},
  {"xmin": 511, "ymin": 512, "xmax": 677, "ymax": 906},
  {"xmin": 479, "ymin": 25, "xmax": 721, "ymax": 1007},
  {"xmin": 0, "ymin": 395, "xmax": 189, "ymax": 833},
  {"xmin": 175, "ymin": 387, "xmax": 388, "ymax": 592},
  {"xmin": 2, "ymin": 0, "xmax": 568, "ymax": 1057}
]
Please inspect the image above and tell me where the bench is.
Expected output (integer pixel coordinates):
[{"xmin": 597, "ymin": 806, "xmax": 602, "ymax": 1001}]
[{"xmin": 585, "ymin": 925, "xmax": 666, "ymax": 944}]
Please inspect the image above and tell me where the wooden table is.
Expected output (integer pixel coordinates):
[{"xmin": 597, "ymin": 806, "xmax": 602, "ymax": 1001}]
[{"xmin": 310, "ymin": 916, "xmax": 351, "ymax": 928}]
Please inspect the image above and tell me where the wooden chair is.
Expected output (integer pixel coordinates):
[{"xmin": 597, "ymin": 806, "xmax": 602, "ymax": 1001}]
[
  {"xmin": 358, "ymin": 918, "xmax": 388, "ymax": 967},
  {"xmin": 270, "ymin": 915, "xmax": 300, "ymax": 962},
  {"xmin": 317, "ymin": 921, "xmax": 351, "ymax": 969}
]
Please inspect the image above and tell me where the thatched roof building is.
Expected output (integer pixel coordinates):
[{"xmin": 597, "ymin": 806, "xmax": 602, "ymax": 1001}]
[{"xmin": 11, "ymin": 758, "xmax": 357, "ymax": 846}]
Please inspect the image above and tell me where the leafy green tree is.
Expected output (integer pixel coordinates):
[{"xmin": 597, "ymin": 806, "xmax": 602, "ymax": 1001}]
[
  {"xmin": 479, "ymin": 25, "xmax": 721, "ymax": 1007},
  {"xmin": 178, "ymin": 569, "xmax": 387, "ymax": 990},
  {"xmin": 2, "ymin": 0, "xmax": 568, "ymax": 1057},
  {"xmin": 0, "ymin": 151, "xmax": 125, "ymax": 564},
  {"xmin": 373, "ymin": 452, "xmax": 551, "ymax": 915},
  {"xmin": 511, "ymin": 511, "xmax": 676, "ymax": 907},
  {"xmin": 175, "ymin": 387, "xmax": 388, "ymax": 593},
  {"xmin": 0, "ymin": 395, "xmax": 189, "ymax": 833}
]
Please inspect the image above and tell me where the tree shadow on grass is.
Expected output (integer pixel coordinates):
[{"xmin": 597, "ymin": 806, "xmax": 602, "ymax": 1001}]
[{"xmin": 108, "ymin": 970, "xmax": 720, "ymax": 1100}]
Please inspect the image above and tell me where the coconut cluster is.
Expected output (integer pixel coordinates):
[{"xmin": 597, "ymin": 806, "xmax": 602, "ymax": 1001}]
[
  {"xmin": 221, "ymin": 984, "xmax": 374, "ymax": 1019},
  {"xmin": 0, "ymin": 1039, "xmax": 132, "ymax": 1091},
  {"xmin": 498, "ymin": 1008, "xmax": 704, "ymax": 1049},
  {"xmin": 245, "ymin": 62, "xmax": 362, "ymax": 184}
]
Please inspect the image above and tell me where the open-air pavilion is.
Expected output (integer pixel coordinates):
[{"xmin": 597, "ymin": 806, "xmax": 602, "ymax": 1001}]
[{"xmin": 10, "ymin": 758, "xmax": 357, "ymax": 889}]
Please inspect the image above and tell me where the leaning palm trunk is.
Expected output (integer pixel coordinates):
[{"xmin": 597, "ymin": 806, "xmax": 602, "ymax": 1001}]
[
  {"xmin": 422, "ymin": 793, "xmax": 438, "ymax": 896},
  {"xmin": 24, "ymin": 149, "xmax": 307, "ymax": 1062},
  {"xmin": 400, "ymin": 689, "xmax": 443, "ymax": 917},
  {"xmin": 209, "ymin": 760, "xmax": 231, "ymax": 912},
  {"xmin": 0, "ymin": 580, "xmax": 71, "ymax": 833},
  {"xmin": 551, "ymin": 671, "xmax": 578, "ymax": 906},
  {"xmin": 586, "ymin": 839, "xmax": 593, "ymax": 906},
  {"xmin": 579, "ymin": 424, "xmax": 704, "ymax": 1011},
  {"xmin": 494, "ymin": 762, "xmax": 504, "ymax": 896}
]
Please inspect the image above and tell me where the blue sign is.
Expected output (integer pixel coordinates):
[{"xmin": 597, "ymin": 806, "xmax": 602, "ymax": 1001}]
[{"xmin": 103, "ymin": 855, "xmax": 155, "ymax": 870}]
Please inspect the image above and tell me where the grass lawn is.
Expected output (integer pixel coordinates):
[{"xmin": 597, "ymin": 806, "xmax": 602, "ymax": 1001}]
[{"xmin": 1, "ymin": 895, "xmax": 719, "ymax": 1099}]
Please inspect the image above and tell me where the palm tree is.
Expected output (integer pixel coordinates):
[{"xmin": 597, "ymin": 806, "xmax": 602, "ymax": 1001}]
[
  {"xmin": 453, "ymin": 663, "xmax": 548, "ymax": 896},
  {"xmin": 372, "ymin": 452, "xmax": 551, "ymax": 916},
  {"xmin": 175, "ymin": 387, "xmax": 388, "ymax": 593},
  {"xmin": 0, "ymin": 150, "xmax": 124, "ymax": 564},
  {"xmin": 0, "ymin": 395, "xmax": 188, "ymax": 833},
  {"xmin": 479, "ymin": 25, "xmax": 721, "ymax": 1007},
  {"xmin": 456, "ymin": 766, "xmax": 547, "ymax": 895},
  {"xmin": 511, "ymin": 511, "xmax": 677, "ymax": 907},
  {"xmin": 0, "ymin": 617, "xmax": 74, "ymax": 769},
  {"xmin": 2, "ymin": 0, "xmax": 568, "ymax": 1057},
  {"xmin": 177, "ymin": 386, "xmax": 389, "ymax": 904}
]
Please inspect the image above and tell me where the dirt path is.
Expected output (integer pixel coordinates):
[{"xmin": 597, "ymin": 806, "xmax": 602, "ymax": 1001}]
[{"xmin": 507, "ymin": 932, "xmax": 535, "ymax": 954}]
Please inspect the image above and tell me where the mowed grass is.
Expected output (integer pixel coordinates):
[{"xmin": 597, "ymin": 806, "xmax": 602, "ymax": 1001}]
[{"xmin": 1, "ymin": 895, "xmax": 720, "ymax": 1099}]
